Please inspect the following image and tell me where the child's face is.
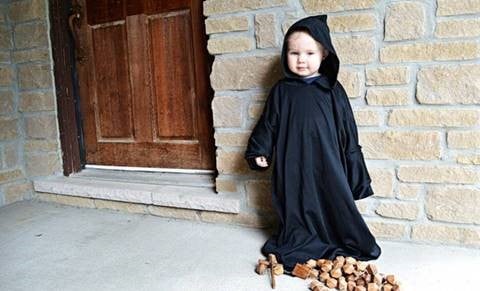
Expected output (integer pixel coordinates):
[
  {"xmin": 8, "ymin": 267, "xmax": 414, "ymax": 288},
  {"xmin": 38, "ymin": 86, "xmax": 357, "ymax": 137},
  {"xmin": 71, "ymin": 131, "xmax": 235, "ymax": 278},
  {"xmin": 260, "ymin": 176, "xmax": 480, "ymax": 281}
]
[{"xmin": 287, "ymin": 31, "xmax": 325, "ymax": 78}]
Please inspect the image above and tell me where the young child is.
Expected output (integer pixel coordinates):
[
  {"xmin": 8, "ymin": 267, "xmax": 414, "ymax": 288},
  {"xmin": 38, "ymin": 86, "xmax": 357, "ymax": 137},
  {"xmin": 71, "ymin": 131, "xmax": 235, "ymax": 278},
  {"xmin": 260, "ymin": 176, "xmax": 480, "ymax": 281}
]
[{"xmin": 245, "ymin": 15, "xmax": 381, "ymax": 273}]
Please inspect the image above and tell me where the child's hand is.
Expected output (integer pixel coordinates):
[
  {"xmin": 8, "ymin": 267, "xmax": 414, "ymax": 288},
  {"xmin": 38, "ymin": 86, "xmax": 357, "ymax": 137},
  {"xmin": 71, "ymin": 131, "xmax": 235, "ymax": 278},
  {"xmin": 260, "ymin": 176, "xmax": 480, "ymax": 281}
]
[{"xmin": 255, "ymin": 156, "xmax": 269, "ymax": 168}]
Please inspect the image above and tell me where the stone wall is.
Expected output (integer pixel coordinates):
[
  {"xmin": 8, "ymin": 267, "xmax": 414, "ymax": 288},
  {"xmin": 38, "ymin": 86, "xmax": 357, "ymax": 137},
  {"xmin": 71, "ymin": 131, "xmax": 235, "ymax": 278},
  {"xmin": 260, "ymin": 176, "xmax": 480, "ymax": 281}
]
[
  {"xmin": 0, "ymin": 0, "xmax": 62, "ymax": 206},
  {"xmin": 206, "ymin": 0, "xmax": 480, "ymax": 247}
]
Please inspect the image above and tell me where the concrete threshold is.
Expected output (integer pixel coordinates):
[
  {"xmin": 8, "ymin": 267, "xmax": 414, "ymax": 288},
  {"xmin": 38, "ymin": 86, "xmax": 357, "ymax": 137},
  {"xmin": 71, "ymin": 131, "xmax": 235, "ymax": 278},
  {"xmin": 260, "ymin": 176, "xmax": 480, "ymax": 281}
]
[{"xmin": 33, "ymin": 168, "xmax": 240, "ymax": 214}]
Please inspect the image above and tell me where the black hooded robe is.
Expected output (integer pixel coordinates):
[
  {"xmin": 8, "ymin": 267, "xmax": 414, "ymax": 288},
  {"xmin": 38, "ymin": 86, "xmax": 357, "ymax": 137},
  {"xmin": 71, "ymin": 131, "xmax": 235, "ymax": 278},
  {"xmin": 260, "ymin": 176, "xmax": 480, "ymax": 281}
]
[{"xmin": 245, "ymin": 15, "xmax": 381, "ymax": 273}]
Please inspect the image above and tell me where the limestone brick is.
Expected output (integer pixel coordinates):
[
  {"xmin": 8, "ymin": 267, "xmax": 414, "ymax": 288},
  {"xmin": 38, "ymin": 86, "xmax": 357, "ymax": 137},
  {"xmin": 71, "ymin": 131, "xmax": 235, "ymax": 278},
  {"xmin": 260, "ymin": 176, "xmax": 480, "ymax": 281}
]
[
  {"xmin": 385, "ymin": 2, "xmax": 425, "ymax": 41},
  {"xmin": 366, "ymin": 221, "xmax": 406, "ymax": 239},
  {"xmin": 395, "ymin": 183, "xmax": 421, "ymax": 200},
  {"xmin": 302, "ymin": 0, "xmax": 376, "ymax": 13},
  {"xmin": 18, "ymin": 64, "xmax": 52, "ymax": 90},
  {"xmin": 204, "ymin": 0, "xmax": 287, "ymax": 15},
  {"xmin": 13, "ymin": 22, "xmax": 48, "ymax": 49},
  {"xmin": 366, "ymin": 88, "xmax": 410, "ymax": 106},
  {"xmin": 94, "ymin": 199, "xmax": 149, "ymax": 214},
  {"xmin": 366, "ymin": 66, "xmax": 409, "ymax": 86},
  {"xmin": 24, "ymin": 115, "xmax": 57, "ymax": 139},
  {"xmin": 216, "ymin": 150, "xmax": 250, "ymax": 175},
  {"xmin": 360, "ymin": 131, "xmax": 441, "ymax": 160},
  {"xmin": 9, "ymin": 0, "xmax": 46, "ymax": 22},
  {"xmin": 353, "ymin": 109, "xmax": 380, "ymax": 126},
  {"xmin": 255, "ymin": 13, "xmax": 277, "ymax": 48},
  {"xmin": 380, "ymin": 42, "xmax": 480, "ymax": 63},
  {"xmin": 0, "ymin": 24, "xmax": 11, "ymax": 50},
  {"xmin": 215, "ymin": 177, "xmax": 237, "ymax": 192},
  {"xmin": 248, "ymin": 102, "xmax": 264, "ymax": 119},
  {"xmin": 447, "ymin": 130, "xmax": 480, "ymax": 149},
  {"xmin": 332, "ymin": 36, "xmax": 375, "ymax": 64},
  {"xmin": 338, "ymin": 68, "xmax": 362, "ymax": 98},
  {"xmin": 0, "ymin": 118, "xmax": 18, "ymax": 140},
  {"xmin": 205, "ymin": 16, "xmax": 249, "ymax": 34},
  {"xmin": 456, "ymin": 154, "xmax": 480, "ymax": 165},
  {"xmin": 13, "ymin": 48, "xmax": 50, "ymax": 63},
  {"xmin": 4, "ymin": 182, "xmax": 32, "ymax": 204},
  {"xmin": 436, "ymin": 0, "xmax": 480, "ymax": 16},
  {"xmin": 200, "ymin": 210, "xmax": 275, "ymax": 228},
  {"xmin": 24, "ymin": 139, "xmax": 59, "ymax": 152},
  {"xmin": 435, "ymin": 18, "xmax": 480, "ymax": 38},
  {"xmin": 369, "ymin": 168, "xmax": 394, "ymax": 198},
  {"xmin": 212, "ymin": 96, "xmax": 242, "ymax": 127},
  {"xmin": 207, "ymin": 36, "xmax": 253, "ymax": 54},
  {"xmin": 25, "ymin": 152, "xmax": 61, "ymax": 176},
  {"xmin": 426, "ymin": 186, "xmax": 480, "ymax": 224},
  {"xmin": 416, "ymin": 64, "xmax": 480, "ymax": 104},
  {"xmin": 0, "ymin": 90, "xmax": 14, "ymax": 115},
  {"xmin": 214, "ymin": 131, "xmax": 250, "ymax": 147},
  {"xmin": 0, "ymin": 169, "xmax": 23, "ymax": 183},
  {"xmin": 397, "ymin": 165, "xmax": 479, "ymax": 184},
  {"xmin": 245, "ymin": 179, "xmax": 273, "ymax": 211},
  {"xmin": 412, "ymin": 224, "xmax": 479, "ymax": 247},
  {"xmin": 211, "ymin": 55, "xmax": 282, "ymax": 90},
  {"xmin": 0, "ymin": 66, "xmax": 13, "ymax": 86},
  {"xmin": 328, "ymin": 12, "xmax": 376, "ymax": 32},
  {"xmin": 375, "ymin": 202, "xmax": 419, "ymax": 220},
  {"xmin": 148, "ymin": 205, "xmax": 200, "ymax": 220},
  {"xmin": 388, "ymin": 109, "xmax": 479, "ymax": 127},
  {"xmin": 19, "ymin": 91, "xmax": 55, "ymax": 112}
]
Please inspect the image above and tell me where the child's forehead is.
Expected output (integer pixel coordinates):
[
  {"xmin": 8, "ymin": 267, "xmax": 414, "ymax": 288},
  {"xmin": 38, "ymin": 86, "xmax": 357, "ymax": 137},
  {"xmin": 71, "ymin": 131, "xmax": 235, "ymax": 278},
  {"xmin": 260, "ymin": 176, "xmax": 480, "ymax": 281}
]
[{"xmin": 287, "ymin": 31, "xmax": 324, "ymax": 48}]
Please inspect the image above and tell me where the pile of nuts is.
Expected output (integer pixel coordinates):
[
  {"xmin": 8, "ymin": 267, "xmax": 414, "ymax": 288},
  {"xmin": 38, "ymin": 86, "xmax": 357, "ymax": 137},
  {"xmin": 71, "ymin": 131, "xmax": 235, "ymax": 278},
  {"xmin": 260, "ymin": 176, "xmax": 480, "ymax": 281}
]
[{"xmin": 291, "ymin": 256, "xmax": 401, "ymax": 291}]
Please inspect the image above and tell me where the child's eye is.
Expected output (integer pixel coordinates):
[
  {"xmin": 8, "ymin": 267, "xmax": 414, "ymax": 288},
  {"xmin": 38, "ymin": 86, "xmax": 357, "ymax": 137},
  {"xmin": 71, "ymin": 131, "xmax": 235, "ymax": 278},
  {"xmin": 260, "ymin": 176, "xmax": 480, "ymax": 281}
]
[
  {"xmin": 289, "ymin": 52, "xmax": 299, "ymax": 55},
  {"xmin": 308, "ymin": 52, "xmax": 316, "ymax": 55}
]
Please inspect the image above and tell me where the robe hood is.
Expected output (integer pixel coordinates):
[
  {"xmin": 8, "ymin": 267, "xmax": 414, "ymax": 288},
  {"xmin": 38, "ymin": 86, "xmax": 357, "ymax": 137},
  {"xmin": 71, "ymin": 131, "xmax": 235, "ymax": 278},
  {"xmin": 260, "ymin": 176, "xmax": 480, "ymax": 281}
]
[{"xmin": 281, "ymin": 15, "xmax": 340, "ymax": 88}]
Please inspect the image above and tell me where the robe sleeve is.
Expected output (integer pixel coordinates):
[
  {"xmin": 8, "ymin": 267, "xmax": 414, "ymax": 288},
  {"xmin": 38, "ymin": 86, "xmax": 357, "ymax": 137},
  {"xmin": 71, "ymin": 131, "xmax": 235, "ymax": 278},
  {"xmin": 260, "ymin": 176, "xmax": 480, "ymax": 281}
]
[
  {"xmin": 338, "ymin": 84, "xmax": 374, "ymax": 200},
  {"xmin": 244, "ymin": 84, "xmax": 280, "ymax": 171}
]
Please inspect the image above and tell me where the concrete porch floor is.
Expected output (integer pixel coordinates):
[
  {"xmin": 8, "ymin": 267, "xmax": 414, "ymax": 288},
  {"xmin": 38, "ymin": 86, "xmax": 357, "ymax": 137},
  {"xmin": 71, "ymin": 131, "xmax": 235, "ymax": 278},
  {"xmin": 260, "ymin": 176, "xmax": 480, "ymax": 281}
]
[{"xmin": 0, "ymin": 201, "xmax": 478, "ymax": 291}]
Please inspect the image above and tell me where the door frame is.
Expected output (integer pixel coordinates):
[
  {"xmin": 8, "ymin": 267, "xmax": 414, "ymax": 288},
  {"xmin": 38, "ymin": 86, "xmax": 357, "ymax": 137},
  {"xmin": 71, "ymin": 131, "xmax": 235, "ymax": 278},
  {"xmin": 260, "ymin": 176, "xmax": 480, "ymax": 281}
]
[{"xmin": 48, "ymin": 0, "xmax": 216, "ymax": 176}]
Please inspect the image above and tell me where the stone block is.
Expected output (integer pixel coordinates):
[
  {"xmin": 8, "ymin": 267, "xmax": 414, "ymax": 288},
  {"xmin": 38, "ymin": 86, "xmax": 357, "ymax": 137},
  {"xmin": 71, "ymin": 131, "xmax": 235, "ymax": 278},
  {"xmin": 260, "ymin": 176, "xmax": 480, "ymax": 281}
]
[
  {"xmin": 332, "ymin": 36, "xmax": 375, "ymax": 64},
  {"xmin": 397, "ymin": 165, "xmax": 479, "ymax": 184},
  {"xmin": 211, "ymin": 55, "xmax": 282, "ymax": 90},
  {"xmin": 18, "ymin": 64, "xmax": 52, "ymax": 89},
  {"xmin": 216, "ymin": 150, "xmax": 249, "ymax": 175},
  {"xmin": 212, "ymin": 96, "xmax": 242, "ymax": 127},
  {"xmin": 0, "ymin": 118, "xmax": 18, "ymax": 140},
  {"xmin": 204, "ymin": 0, "xmax": 287, "ymax": 16},
  {"xmin": 9, "ymin": 0, "xmax": 46, "ymax": 22},
  {"xmin": 205, "ymin": 16, "xmax": 249, "ymax": 34},
  {"xmin": 366, "ymin": 66, "xmax": 409, "ymax": 86},
  {"xmin": 385, "ymin": 2, "xmax": 425, "ymax": 41},
  {"xmin": 328, "ymin": 12, "xmax": 376, "ymax": 32},
  {"xmin": 214, "ymin": 131, "xmax": 250, "ymax": 147},
  {"xmin": 207, "ymin": 36, "xmax": 253, "ymax": 54},
  {"xmin": 375, "ymin": 202, "xmax": 419, "ymax": 220},
  {"xmin": 338, "ymin": 68, "xmax": 363, "ymax": 98},
  {"xmin": 436, "ymin": 0, "xmax": 480, "ymax": 16},
  {"xmin": 255, "ymin": 13, "xmax": 277, "ymax": 48},
  {"xmin": 426, "ymin": 186, "xmax": 480, "ymax": 224},
  {"xmin": 0, "ymin": 66, "xmax": 13, "ymax": 86},
  {"xmin": 353, "ymin": 109, "xmax": 380, "ymax": 126},
  {"xmin": 365, "ymin": 221, "xmax": 406, "ymax": 239},
  {"xmin": 435, "ymin": 18, "xmax": 480, "ymax": 38},
  {"xmin": 416, "ymin": 64, "xmax": 480, "ymax": 104},
  {"xmin": 0, "ymin": 90, "xmax": 14, "ymax": 114},
  {"xmin": 25, "ymin": 152, "xmax": 61, "ymax": 177},
  {"xmin": 14, "ymin": 22, "xmax": 48, "ymax": 49},
  {"xmin": 447, "ymin": 130, "xmax": 480, "ymax": 149},
  {"xmin": 302, "ymin": 0, "xmax": 376, "ymax": 13},
  {"xmin": 388, "ymin": 109, "xmax": 479, "ymax": 127},
  {"xmin": 412, "ymin": 224, "xmax": 479, "ymax": 247},
  {"xmin": 245, "ymin": 179, "xmax": 273, "ymax": 211},
  {"xmin": 361, "ymin": 131, "xmax": 441, "ymax": 160},
  {"xmin": 24, "ymin": 115, "xmax": 57, "ymax": 139},
  {"xmin": 19, "ymin": 91, "xmax": 55, "ymax": 112},
  {"xmin": 369, "ymin": 167, "xmax": 394, "ymax": 198},
  {"xmin": 366, "ymin": 88, "xmax": 410, "ymax": 106}
]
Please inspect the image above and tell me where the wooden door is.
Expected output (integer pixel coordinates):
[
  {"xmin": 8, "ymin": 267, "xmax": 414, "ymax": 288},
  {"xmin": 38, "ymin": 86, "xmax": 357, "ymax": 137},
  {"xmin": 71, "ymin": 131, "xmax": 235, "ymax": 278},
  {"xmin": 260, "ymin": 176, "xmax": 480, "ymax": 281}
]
[{"xmin": 72, "ymin": 0, "xmax": 215, "ymax": 169}]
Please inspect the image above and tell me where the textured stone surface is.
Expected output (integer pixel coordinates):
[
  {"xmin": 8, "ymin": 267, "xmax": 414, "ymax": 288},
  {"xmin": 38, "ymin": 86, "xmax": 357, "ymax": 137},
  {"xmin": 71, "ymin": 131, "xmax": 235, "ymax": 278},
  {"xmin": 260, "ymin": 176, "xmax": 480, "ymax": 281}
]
[
  {"xmin": 216, "ymin": 150, "xmax": 250, "ymax": 174},
  {"xmin": 35, "ymin": 193, "xmax": 96, "ymax": 208},
  {"xmin": 361, "ymin": 131, "xmax": 441, "ymax": 160},
  {"xmin": 366, "ymin": 88, "xmax": 410, "ymax": 106},
  {"xmin": 214, "ymin": 131, "xmax": 250, "ymax": 147},
  {"xmin": 338, "ymin": 68, "xmax": 362, "ymax": 97},
  {"xmin": 211, "ymin": 96, "xmax": 242, "ymax": 127},
  {"xmin": 456, "ymin": 154, "xmax": 480, "ymax": 165},
  {"xmin": 204, "ymin": 0, "xmax": 287, "ymax": 15},
  {"xmin": 416, "ymin": 64, "xmax": 480, "ymax": 104},
  {"xmin": 24, "ymin": 115, "xmax": 57, "ymax": 139},
  {"xmin": 388, "ymin": 109, "xmax": 479, "ymax": 127},
  {"xmin": 302, "ymin": 0, "xmax": 376, "ymax": 13},
  {"xmin": 13, "ymin": 22, "xmax": 48, "ymax": 49},
  {"xmin": 369, "ymin": 168, "xmax": 394, "ymax": 198},
  {"xmin": 366, "ymin": 66, "xmax": 409, "ymax": 85},
  {"xmin": 19, "ymin": 91, "xmax": 55, "ymax": 112},
  {"xmin": 148, "ymin": 205, "xmax": 199, "ymax": 220},
  {"xmin": 94, "ymin": 199, "xmax": 149, "ymax": 214},
  {"xmin": 0, "ymin": 90, "xmax": 14, "ymax": 114},
  {"xmin": 436, "ymin": 0, "xmax": 480, "ymax": 16},
  {"xmin": 353, "ymin": 109, "xmax": 380, "ymax": 126},
  {"xmin": 25, "ymin": 152, "xmax": 61, "ymax": 177},
  {"xmin": 380, "ymin": 42, "xmax": 480, "ymax": 63},
  {"xmin": 205, "ymin": 16, "xmax": 249, "ymax": 34},
  {"xmin": 447, "ymin": 130, "xmax": 480, "ymax": 149},
  {"xmin": 207, "ymin": 36, "xmax": 253, "ymax": 54},
  {"xmin": 426, "ymin": 186, "xmax": 480, "ymax": 224},
  {"xmin": 24, "ymin": 139, "xmax": 59, "ymax": 152},
  {"xmin": 0, "ymin": 169, "xmax": 24, "ymax": 183},
  {"xmin": 328, "ymin": 12, "xmax": 376, "ymax": 32},
  {"xmin": 375, "ymin": 202, "xmax": 419, "ymax": 220},
  {"xmin": 0, "ymin": 66, "xmax": 13, "ymax": 86},
  {"xmin": 13, "ymin": 48, "xmax": 50, "ymax": 63},
  {"xmin": 395, "ymin": 183, "xmax": 421, "ymax": 200},
  {"xmin": 255, "ymin": 13, "xmax": 277, "ymax": 48},
  {"xmin": 397, "ymin": 165, "xmax": 479, "ymax": 184},
  {"xmin": 200, "ymin": 211, "xmax": 275, "ymax": 228},
  {"xmin": 9, "ymin": 0, "xmax": 46, "ymax": 22},
  {"xmin": 366, "ymin": 221, "xmax": 406, "ymax": 239},
  {"xmin": 0, "ymin": 118, "xmax": 18, "ymax": 140},
  {"xmin": 211, "ymin": 55, "xmax": 281, "ymax": 90},
  {"xmin": 435, "ymin": 18, "xmax": 480, "ymax": 38},
  {"xmin": 0, "ymin": 24, "xmax": 11, "ymax": 50},
  {"xmin": 215, "ymin": 177, "xmax": 237, "ymax": 192},
  {"xmin": 385, "ymin": 2, "xmax": 425, "ymax": 41},
  {"xmin": 248, "ymin": 102, "xmax": 264, "ymax": 119},
  {"xmin": 245, "ymin": 179, "xmax": 273, "ymax": 211},
  {"xmin": 18, "ymin": 64, "xmax": 52, "ymax": 89},
  {"xmin": 4, "ymin": 182, "xmax": 32, "ymax": 205},
  {"xmin": 333, "ymin": 36, "xmax": 375, "ymax": 64},
  {"xmin": 412, "ymin": 224, "xmax": 479, "ymax": 247}
]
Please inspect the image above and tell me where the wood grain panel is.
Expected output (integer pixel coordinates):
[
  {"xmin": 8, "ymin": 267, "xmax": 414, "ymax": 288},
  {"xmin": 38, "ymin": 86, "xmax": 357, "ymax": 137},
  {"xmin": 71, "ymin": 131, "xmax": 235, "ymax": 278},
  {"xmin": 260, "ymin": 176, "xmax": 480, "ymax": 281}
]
[
  {"xmin": 149, "ymin": 11, "xmax": 196, "ymax": 140},
  {"xmin": 92, "ymin": 23, "xmax": 133, "ymax": 139}
]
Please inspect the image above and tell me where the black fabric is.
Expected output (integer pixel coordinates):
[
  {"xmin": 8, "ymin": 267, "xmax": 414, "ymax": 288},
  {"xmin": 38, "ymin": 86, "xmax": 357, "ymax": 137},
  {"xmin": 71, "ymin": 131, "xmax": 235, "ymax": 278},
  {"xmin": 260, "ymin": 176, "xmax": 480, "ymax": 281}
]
[{"xmin": 245, "ymin": 15, "xmax": 381, "ymax": 272}]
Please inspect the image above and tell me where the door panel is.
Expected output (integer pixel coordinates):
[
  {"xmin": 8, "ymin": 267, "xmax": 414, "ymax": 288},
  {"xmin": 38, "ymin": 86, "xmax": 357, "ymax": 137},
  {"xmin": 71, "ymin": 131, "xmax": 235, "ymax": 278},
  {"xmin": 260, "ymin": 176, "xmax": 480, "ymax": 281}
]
[{"xmin": 74, "ymin": 0, "xmax": 215, "ymax": 169}]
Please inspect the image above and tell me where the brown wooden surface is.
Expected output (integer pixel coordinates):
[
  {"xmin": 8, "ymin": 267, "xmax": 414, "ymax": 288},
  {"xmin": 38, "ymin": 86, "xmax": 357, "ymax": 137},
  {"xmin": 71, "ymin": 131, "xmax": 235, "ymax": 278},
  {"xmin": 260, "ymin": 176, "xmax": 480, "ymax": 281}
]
[
  {"xmin": 49, "ymin": 0, "xmax": 82, "ymax": 175},
  {"xmin": 74, "ymin": 0, "xmax": 215, "ymax": 169}
]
